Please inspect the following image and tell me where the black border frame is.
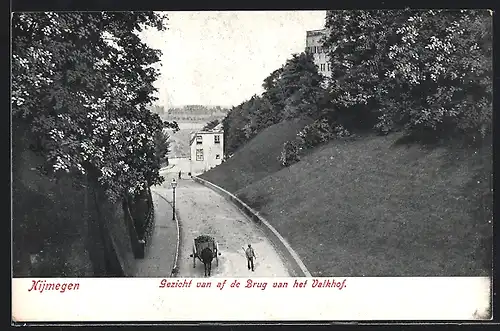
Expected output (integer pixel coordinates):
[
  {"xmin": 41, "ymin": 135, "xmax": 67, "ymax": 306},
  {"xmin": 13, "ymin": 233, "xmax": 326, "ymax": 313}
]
[{"xmin": 8, "ymin": 0, "xmax": 499, "ymax": 328}]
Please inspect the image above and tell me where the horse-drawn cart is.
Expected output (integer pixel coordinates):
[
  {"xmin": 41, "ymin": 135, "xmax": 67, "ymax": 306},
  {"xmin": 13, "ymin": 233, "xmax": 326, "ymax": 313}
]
[{"xmin": 189, "ymin": 235, "xmax": 221, "ymax": 276}]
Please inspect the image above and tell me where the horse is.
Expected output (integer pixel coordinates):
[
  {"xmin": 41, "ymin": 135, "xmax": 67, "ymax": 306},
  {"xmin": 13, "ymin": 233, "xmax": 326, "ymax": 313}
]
[{"xmin": 200, "ymin": 247, "xmax": 214, "ymax": 277}]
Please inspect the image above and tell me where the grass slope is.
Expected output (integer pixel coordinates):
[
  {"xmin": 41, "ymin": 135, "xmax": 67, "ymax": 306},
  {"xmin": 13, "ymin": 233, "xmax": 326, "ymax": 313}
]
[
  {"xmin": 201, "ymin": 129, "xmax": 493, "ymax": 276},
  {"xmin": 200, "ymin": 118, "xmax": 312, "ymax": 192}
]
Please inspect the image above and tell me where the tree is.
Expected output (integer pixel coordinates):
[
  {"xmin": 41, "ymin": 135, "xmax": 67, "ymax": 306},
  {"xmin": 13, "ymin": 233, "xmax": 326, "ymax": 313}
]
[
  {"xmin": 279, "ymin": 52, "xmax": 325, "ymax": 120},
  {"xmin": 222, "ymin": 103, "xmax": 251, "ymax": 155},
  {"xmin": 260, "ymin": 66, "xmax": 286, "ymax": 125},
  {"xmin": 379, "ymin": 9, "xmax": 492, "ymax": 142},
  {"xmin": 12, "ymin": 12, "xmax": 174, "ymax": 201},
  {"xmin": 202, "ymin": 119, "xmax": 220, "ymax": 131},
  {"xmin": 259, "ymin": 52, "xmax": 325, "ymax": 124},
  {"xmin": 222, "ymin": 52, "xmax": 327, "ymax": 155},
  {"xmin": 155, "ymin": 120, "xmax": 179, "ymax": 167},
  {"xmin": 323, "ymin": 10, "xmax": 405, "ymax": 131},
  {"xmin": 323, "ymin": 9, "xmax": 492, "ymax": 143},
  {"xmin": 154, "ymin": 130, "xmax": 171, "ymax": 167}
]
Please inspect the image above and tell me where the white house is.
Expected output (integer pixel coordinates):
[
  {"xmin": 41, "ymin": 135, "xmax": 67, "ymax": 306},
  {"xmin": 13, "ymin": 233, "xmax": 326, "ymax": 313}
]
[{"xmin": 189, "ymin": 123, "xmax": 224, "ymax": 175}]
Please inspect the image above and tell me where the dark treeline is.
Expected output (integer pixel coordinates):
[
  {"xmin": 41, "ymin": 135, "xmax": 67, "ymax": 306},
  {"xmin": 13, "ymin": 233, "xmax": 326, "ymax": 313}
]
[{"xmin": 150, "ymin": 104, "xmax": 230, "ymax": 116}]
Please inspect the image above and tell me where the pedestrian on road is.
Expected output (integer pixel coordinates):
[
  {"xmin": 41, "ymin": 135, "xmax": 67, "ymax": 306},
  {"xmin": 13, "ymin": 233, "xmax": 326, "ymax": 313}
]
[
  {"xmin": 245, "ymin": 244, "xmax": 256, "ymax": 272},
  {"xmin": 178, "ymin": 171, "xmax": 181, "ymax": 179}
]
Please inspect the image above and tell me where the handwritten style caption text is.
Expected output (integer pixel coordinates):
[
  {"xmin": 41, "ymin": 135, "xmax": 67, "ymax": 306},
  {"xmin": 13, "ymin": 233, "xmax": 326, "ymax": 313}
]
[{"xmin": 159, "ymin": 278, "xmax": 347, "ymax": 291}]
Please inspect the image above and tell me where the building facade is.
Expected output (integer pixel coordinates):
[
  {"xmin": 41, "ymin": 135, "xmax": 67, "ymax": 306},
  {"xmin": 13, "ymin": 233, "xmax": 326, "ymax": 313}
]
[
  {"xmin": 189, "ymin": 125, "xmax": 224, "ymax": 175},
  {"xmin": 305, "ymin": 29, "xmax": 331, "ymax": 79}
]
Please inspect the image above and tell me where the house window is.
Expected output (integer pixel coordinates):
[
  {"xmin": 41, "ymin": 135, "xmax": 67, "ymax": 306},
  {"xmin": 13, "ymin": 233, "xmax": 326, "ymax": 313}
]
[
  {"xmin": 214, "ymin": 135, "xmax": 220, "ymax": 144},
  {"xmin": 320, "ymin": 63, "xmax": 325, "ymax": 71},
  {"xmin": 327, "ymin": 63, "xmax": 331, "ymax": 71},
  {"xmin": 196, "ymin": 149, "xmax": 204, "ymax": 161},
  {"xmin": 196, "ymin": 135, "xmax": 202, "ymax": 144},
  {"xmin": 216, "ymin": 154, "xmax": 220, "ymax": 160}
]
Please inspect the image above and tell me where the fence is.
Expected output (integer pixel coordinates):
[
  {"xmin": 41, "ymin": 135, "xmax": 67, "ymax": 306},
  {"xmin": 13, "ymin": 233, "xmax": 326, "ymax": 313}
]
[
  {"xmin": 141, "ymin": 188, "xmax": 156, "ymax": 258},
  {"xmin": 123, "ymin": 199, "xmax": 143, "ymax": 259},
  {"xmin": 123, "ymin": 187, "xmax": 155, "ymax": 260}
]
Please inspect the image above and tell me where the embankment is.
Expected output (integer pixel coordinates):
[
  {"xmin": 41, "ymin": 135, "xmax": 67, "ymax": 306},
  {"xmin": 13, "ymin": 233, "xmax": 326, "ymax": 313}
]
[{"xmin": 200, "ymin": 124, "xmax": 493, "ymax": 277}]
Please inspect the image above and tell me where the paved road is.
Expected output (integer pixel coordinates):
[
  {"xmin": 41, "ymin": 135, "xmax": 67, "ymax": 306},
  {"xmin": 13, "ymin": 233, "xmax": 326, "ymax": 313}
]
[{"xmin": 154, "ymin": 175, "xmax": 290, "ymax": 278}]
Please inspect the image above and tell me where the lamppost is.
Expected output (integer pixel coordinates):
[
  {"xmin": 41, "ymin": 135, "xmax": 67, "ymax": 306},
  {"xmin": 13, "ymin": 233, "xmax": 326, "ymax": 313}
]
[{"xmin": 171, "ymin": 178, "xmax": 177, "ymax": 221}]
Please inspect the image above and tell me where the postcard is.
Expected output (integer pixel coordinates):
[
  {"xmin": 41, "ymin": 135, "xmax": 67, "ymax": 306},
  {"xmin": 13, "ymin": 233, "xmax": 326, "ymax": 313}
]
[{"xmin": 11, "ymin": 9, "xmax": 493, "ymax": 323}]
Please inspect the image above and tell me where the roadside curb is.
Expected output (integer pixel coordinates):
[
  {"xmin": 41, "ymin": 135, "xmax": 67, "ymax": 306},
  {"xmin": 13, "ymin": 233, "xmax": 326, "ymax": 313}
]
[
  {"xmin": 192, "ymin": 176, "xmax": 311, "ymax": 277},
  {"xmin": 152, "ymin": 191, "xmax": 181, "ymax": 278}
]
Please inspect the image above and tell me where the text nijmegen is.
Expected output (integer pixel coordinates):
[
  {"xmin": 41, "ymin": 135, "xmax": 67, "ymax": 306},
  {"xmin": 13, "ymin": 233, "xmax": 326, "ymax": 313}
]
[{"xmin": 28, "ymin": 280, "xmax": 80, "ymax": 293}]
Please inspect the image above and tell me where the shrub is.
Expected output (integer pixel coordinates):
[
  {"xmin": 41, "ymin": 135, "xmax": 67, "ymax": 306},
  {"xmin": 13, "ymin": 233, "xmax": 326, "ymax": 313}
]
[
  {"xmin": 278, "ymin": 139, "xmax": 303, "ymax": 167},
  {"xmin": 278, "ymin": 120, "xmax": 353, "ymax": 168},
  {"xmin": 297, "ymin": 119, "xmax": 351, "ymax": 149},
  {"xmin": 374, "ymin": 112, "xmax": 395, "ymax": 135},
  {"xmin": 297, "ymin": 119, "xmax": 333, "ymax": 148},
  {"xmin": 332, "ymin": 123, "xmax": 351, "ymax": 138}
]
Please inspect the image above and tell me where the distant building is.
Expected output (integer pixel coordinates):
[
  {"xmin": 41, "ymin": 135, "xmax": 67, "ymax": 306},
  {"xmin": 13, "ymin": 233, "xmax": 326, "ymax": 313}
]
[
  {"xmin": 189, "ymin": 123, "xmax": 224, "ymax": 175},
  {"xmin": 305, "ymin": 29, "xmax": 331, "ymax": 79}
]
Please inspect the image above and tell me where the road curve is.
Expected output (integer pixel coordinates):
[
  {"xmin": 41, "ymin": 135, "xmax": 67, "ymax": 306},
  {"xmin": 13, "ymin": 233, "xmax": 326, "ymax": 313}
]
[{"xmin": 154, "ymin": 175, "xmax": 290, "ymax": 278}]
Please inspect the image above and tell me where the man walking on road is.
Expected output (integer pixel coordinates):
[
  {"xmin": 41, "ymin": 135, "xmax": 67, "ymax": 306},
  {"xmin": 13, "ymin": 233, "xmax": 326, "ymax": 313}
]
[{"xmin": 245, "ymin": 244, "xmax": 256, "ymax": 272}]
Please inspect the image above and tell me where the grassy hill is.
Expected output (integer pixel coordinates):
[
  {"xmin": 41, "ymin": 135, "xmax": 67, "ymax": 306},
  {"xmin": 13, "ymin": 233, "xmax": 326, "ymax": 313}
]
[
  {"xmin": 201, "ymin": 118, "xmax": 312, "ymax": 192},
  {"xmin": 199, "ymin": 124, "xmax": 492, "ymax": 277}
]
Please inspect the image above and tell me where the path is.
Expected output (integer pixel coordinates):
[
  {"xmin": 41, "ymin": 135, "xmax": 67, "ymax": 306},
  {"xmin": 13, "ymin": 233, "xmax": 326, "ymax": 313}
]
[
  {"xmin": 133, "ymin": 189, "xmax": 177, "ymax": 277},
  {"xmin": 155, "ymin": 175, "xmax": 290, "ymax": 278}
]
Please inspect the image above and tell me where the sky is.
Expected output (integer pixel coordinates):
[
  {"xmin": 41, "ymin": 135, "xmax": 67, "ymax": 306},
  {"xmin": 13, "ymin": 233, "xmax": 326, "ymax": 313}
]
[{"xmin": 139, "ymin": 11, "xmax": 326, "ymax": 109}]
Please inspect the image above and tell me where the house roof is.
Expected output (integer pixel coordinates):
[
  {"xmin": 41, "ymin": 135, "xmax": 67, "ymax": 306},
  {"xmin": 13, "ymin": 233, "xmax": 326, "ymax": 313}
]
[{"xmin": 213, "ymin": 122, "xmax": 223, "ymax": 131}]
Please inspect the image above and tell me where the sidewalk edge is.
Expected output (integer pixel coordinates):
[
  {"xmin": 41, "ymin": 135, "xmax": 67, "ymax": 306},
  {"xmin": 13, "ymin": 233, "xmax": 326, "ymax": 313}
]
[{"xmin": 152, "ymin": 191, "xmax": 181, "ymax": 277}]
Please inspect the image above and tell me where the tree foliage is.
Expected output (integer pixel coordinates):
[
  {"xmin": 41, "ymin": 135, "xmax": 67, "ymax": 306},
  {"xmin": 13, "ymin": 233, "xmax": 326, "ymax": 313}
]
[
  {"xmin": 12, "ymin": 12, "xmax": 173, "ymax": 201},
  {"xmin": 154, "ymin": 120, "xmax": 180, "ymax": 167},
  {"xmin": 222, "ymin": 101, "xmax": 251, "ymax": 156},
  {"xmin": 202, "ymin": 119, "xmax": 220, "ymax": 131},
  {"xmin": 323, "ymin": 9, "xmax": 492, "ymax": 143},
  {"xmin": 280, "ymin": 53, "xmax": 325, "ymax": 120}
]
